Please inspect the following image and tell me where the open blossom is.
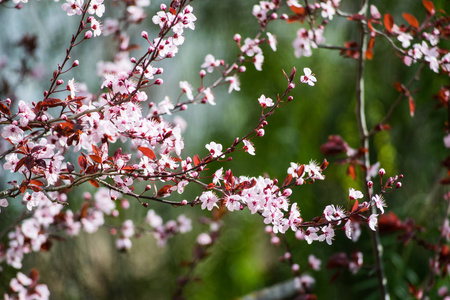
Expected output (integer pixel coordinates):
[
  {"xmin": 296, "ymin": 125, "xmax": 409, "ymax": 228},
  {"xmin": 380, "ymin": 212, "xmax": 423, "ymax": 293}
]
[
  {"xmin": 320, "ymin": 1, "xmax": 336, "ymax": 20},
  {"xmin": 243, "ymin": 139, "xmax": 255, "ymax": 155},
  {"xmin": 266, "ymin": 32, "xmax": 277, "ymax": 51},
  {"xmin": 199, "ymin": 191, "xmax": 219, "ymax": 211},
  {"xmin": 206, "ymin": 141, "xmax": 223, "ymax": 158},
  {"xmin": 225, "ymin": 74, "xmax": 240, "ymax": 93},
  {"xmin": 62, "ymin": 0, "xmax": 84, "ymax": 16},
  {"xmin": 318, "ymin": 224, "xmax": 335, "ymax": 245},
  {"xmin": 304, "ymin": 227, "xmax": 320, "ymax": 244},
  {"xmin": 368, "ymin": 214, "xmax": 378, "ymax": 231},
  {"xmin": 258, "ymin": 94, "xmax": 274, "ymax": 107},
  {"xmin": 300, "ymin": 68, "xmax": 317, "ymax": 86},
  {"xmin": 201, "ymin": 54, "xmax": 220, "ymax": 73},
  {"xmin": 349, "ymin": 188, "xmax": 364, "ymax": 200},
  {"xmin": 179, "ymin": 81, "xmax": 194, "ymax": 100},
  {"xmin": 372, "ymin": 194, "xmax": 387, "ymax": 214}
]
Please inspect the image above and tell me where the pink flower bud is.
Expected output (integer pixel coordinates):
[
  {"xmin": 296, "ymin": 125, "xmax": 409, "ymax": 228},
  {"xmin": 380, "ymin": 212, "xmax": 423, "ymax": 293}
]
[
  {"xmin": 396, "ymin": 182, "xmax": 402, "ymax": 189},
  {"xmin": 142, "ymin": 203, "xmax": 149, "ymax": 208},
  {"xmin": 239, "ymin": 66, "xmax": 246, "ymax": 73},
  {"xmin": 287, "ymin": 96, "xmax": 294, "ymax": 102},
  {"xmin": 233, "ymin": 34, "xmax": 241, "ymax": 42},
  {"xmin": 288, "ymin": 83, "xmax": 295, "ymax": 89},
  {"xmin": 284, "ymin": 252, "xmax": 291, "ymax": 259},
  {"xmin": 367, "ymin": 181, "xmax": 373, "ymax": 188},
  {"xmin": 130, "ymin": 57, "xmax": 136, "ymax": 63},
  {"xmin": 85, "ymin": 31, "xmax": 93, "ymax": 39},
  {"xmin": 181, "ymin": 200, "xmax": 188, "ymax": 206},
  {"xmin": 111, "ymin": 210, "xmax": 119, "ymax": 217},
  {"xmin": 56, "ymin": 79, "xmax": 64, "ymax": 85},
  {"xmin": 72, "ymin": 60, "xmax": 79, "ymax": 67},
  {"xmin": 160, "ymin": 4, "xmax": 167, "ymax": 10},
  {"xmin": 199, "ymin": 70, "xmax": 206, "ymax": 77},
  {"xmin": 271, "ymin": 236, "xmax": 280, "ymax": 245},
  {"xmin": 155, "ymin": 79, "xmax": 163, "ymax": 85},
  {"xmin": 379, "ymin": 168, "xmax": 386, "ymax": 177},
  {"xmin": 265, "ymin": 226, "xmax": 273, "ymax": 234},
  {"xmin": 270, "ymin": 13, "xmax": 278, "ymax": 20},
  {"xmin": 141, "ymin": 31, "xmax": 148, "ymax": 39},
  {"xmin": 281, "ymin": 13, "xmax": 288, "ymax": 20},
  {"xmin": 61, "ymin": 114, "xmax": 68, "ymax": 121},
  {"xmin": 292, "ymin": 263, "xmax": 300, "ymax": 273},
  {"xmin": 110, "ymin": 228, "xmax": 117, "ymax": 235}
]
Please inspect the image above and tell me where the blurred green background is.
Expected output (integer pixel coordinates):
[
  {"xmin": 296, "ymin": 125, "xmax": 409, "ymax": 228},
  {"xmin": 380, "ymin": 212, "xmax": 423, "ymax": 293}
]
[{"xmin": 0, "ymin": 1, "xmax": 449, "ymax": 299}]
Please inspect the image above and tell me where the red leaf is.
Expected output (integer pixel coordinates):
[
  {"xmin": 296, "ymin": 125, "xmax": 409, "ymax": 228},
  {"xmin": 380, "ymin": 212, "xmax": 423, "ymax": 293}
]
[
  {"xmin": 289, "ymin": 5, "xmax": 305, "ymax": 15},
  {"xmin": 0, "ymin": 103, "xmax": 11, "ymax": 115},
  {"xmin": 89, "ymin": 179, "xmax": 99, "ymax": 187},
  {"xmin": 347, "ymin": 164, "xmax": 357, "ymax": 181},
  {"xmin": 383, "ymin": 13, "xmax": 394, "ymax": 33},
  {"xmin": 394, "ymin": 82, "xmax": 405, "ymax": 92},
  {"xmin": 351, "ymin": 200, "xmax": 359, "ymax": 213},
  {"xmin": 283, "ymin": 174, "xmax": 293, "ymax": 187},
  {"xmin": 207, "ymin": 183, "xmax": 216, "ymax": 189},
  {"xmin": 347, "ymin": 14, "xmax": 366, "ymax": 21},
  {"xmin": 42, "ymin": 98, "xmax": 64, "ymax": 108},
  {"xmin": 92, "ymin": 144, "xmax": 101, "ymax": 156},
  {"xmin": 29, "ymin": 180, "xmax": 44, "ymax": 186},
  {"xmin": 80, "ymin": 201, "xmax": 90, "ymax": 218},
  {"xmin": 78, "ymin": 155, "xmax": 87, "ymax": 170},
  {"xmin": 193, "ymin": 154, "xmax": 201, "ymax": 167},
  {"xmin": 422, "ymin": 0, "xmax": 435, "ymax": 16},
  {"xmin": 157, "ymin": 185, "xmax": 172, "ymax": 197},
  {"xmin": 366, "ymin": 37, "xmax": 375, "ymax": 60},
  {"xmin": 402, "ymin": 13, "xmax": 419, "ymax": 29},
  {"xmin": 89, "ymin": 154, "xmax": 103, "ymax": 164},
  {"xmin": 409, "ymin": 96, "xmax": 415, "ymax": 117},
  {"xmin": 138, "ymin": 146, "xmax": 156, "ymax": 160}
]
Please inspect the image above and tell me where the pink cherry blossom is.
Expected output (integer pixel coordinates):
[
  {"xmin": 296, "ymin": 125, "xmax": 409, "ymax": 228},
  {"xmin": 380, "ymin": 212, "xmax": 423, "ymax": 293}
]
[
  {"xmin": 243, "ymin": 139, "xmax": 255, "ymax": 155},
  {"xmin": 368, "ymin": 214, "xmax": 378, "ymax": 231},
  {"xmin": 300, "ymin": 68, "xmax": 317, "ymax": 86},
  {"xmin": 258, "ymin": 94, "xmax": 274, "ymax": 107},
  {"xmin": 206, "ymin": 141, "xmax": 223, "ymax": 158}
]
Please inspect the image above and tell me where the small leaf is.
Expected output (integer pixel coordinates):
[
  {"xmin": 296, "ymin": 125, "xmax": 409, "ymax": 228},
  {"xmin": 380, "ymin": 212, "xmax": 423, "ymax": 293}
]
[
  {"xmin": 138, "ymin": 146, "xmax": 156, "ymax": 160},
  {"xmin": 409, "ymin": 96, "xmax": 415, "ymax": 117},
  {"xmin": 351, "ymin": 200, "xmax": 359, "ymax": 212},
  {"xmin": 366, "ymin": 37, "xmax": 375, "ymax": 60},
  {"xmin": 30, "ymin": 180, "xmax": 44, "ymax": 186},
  {"xmin": 78, "ymin": 155, "xmax": 87, "ymax": 170},
  {"xmin": 193, "ymin": 154, "xmax": 201, "ymax": 167},
  {"xmin": 289, "ymin": 5, "xmax": 305, "ymax": 15},
  {"xmin": 89, "ymin": 179, "xmax": 99, "ymax": 187},
  {"xmin": 157, "ymin": 185, "xmax": 172, "ymax": 197},
  {"xmin": 89, "ymin": 154, "xmax": 103, "ymax": 164},
  {"xmin": 402, "ymin": 13, "xmax": 419, "ymax": 29},
  {"xmin": 383, "ymin": 13, "xmax": 394, "ymax": 33},
  {"xmin": 347, "ymin": 164, "xmax": 357, "ymax": 181},
  {"xmin": 283, "ymin": 174, "xmax": 293, "ymax": 187},
  {"xmin": 422, "ymin": 0, "xmax": 435, "ymax": 16},
  {"xmin": 0, "ymin": 103, "xmax": 11, "ymax": 115}
]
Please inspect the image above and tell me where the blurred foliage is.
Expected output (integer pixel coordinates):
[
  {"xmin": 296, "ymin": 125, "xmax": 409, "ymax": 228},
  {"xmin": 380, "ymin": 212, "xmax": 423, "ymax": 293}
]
[{"xmin": 0, "ymin": 0, "xmax": 449, "ymax": 299}]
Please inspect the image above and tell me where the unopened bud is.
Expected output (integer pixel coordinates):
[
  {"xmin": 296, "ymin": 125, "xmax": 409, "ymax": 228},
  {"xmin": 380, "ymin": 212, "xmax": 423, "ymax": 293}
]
[
  {"xmin": 288, "ymin": 83, "xmax": 295, "ymax": 89},
  {"xmin": 367, "ymin": 181, "xmax": 373, "ymax": 188},
  {"xmin": 292, "ymin": 263, "xmax": 300, "ymax": 273},
  {"xmin": 160, "ymin": 4, "xmax": 167, "ymax": 10},
  {"xmin": 233, "ymin": 33, "xmax": 241, "ymax": 42},
  {"xmin": 142, "ymin": 202, "xmax": 149, "ymax": 208},
  {"xmin": 85, "ymin": 31, "xmax": 93, "ymax": 39},
  {"xmin": 199, "ymin": 70, "xmax": 206, "ymax": 78},
  {"xmin": 141, "ymin": 31, "xmax": 148, "ymax": 39},
  {"xmin": 155, "ymin": 78, "xmax": 163, "ymax": 85},
  {"xmin": 281, "ymin": 13, "xmax": 288, "ymax": 20},
  {"xmin": 396, "ymin": 182, "xmax": 402, "ymax": 189},
  {"xmin": 379, "ymin": 168, "xmax": 386, "ymax": 177},
  {"xmin": 72, "ymin": 60, "xmax": 79, "ymax": 67},
  {"xmin": 270, "ymin": 12, "xmax": 278, "ymax": 20},
  {"xmin": 284, "ymin": 252, "xmax": 291, "ymax": 260},
  {"xmin": 56, "ymin": 79, "xmax": 64, "ymax": 85},
  {"xmin": 287, "ymin": 96, "xmax": 294, "ymax": 102},
  {"xmin": 239, "ymin": 66, "xmax": 246, "ymax": 73},
  {"xmin": 181, "ymin": 200, "xmax": 188, "ymax": 206}
]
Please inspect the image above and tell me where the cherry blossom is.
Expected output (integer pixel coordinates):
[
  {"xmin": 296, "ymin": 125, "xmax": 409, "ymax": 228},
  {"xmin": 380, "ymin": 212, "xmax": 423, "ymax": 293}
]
[
  {"xmin": 206, "ymin": 141, "xmax": 223, "ymax": 158},
  {"xmin": 300, "ymin": 68, "xmax": 317, "ymax": 86},
  {"xmin": 258, "ymin": 94, "xmax": 274, "ymax": 107},
  {"xmin": 368, "ymin": 214, "xmax": 378, "ymax": 231}
]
